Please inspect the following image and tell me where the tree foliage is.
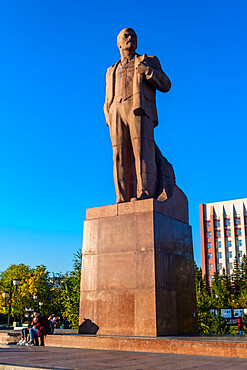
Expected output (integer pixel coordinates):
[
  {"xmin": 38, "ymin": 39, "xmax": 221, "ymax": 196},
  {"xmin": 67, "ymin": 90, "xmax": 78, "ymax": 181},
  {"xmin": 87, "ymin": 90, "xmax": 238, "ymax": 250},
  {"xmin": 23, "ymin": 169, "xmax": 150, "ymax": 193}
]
[
  {"xmin": 195, "ymin": 264, "xmax": 214, "ymax": 333},
  {"xmin": 232, "ymin": 257, "xmax": 241, "ymax": 298},
  {"xmin": 0, "ymin": 264, "xmax": 52, "ymax": 322},
  {"xmin": 195, "ymin": 256, "xmax": 247, "ymax": 334},
  {"xmin": 0, "ymin": 250, "xmax": 82, "ymax": 328},
  {"xmin": 57, "ymin": 250, "xmax": 82, "ymax": 327}
]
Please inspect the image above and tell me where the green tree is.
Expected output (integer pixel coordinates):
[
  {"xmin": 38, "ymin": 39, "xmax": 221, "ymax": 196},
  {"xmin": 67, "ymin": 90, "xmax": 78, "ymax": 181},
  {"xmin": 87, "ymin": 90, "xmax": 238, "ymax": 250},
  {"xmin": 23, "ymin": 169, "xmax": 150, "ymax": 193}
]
[
  {"xmin": 195, "ymin": 264, "xmax": 214, "ymax": 333},
  {"xmin": 240, "ymin": 254, "xmax": 247, "ymax": 290},
  {"xmin": 58, "ymin": 250, "xmax": 82, "ymax": 327},
  {"xmin": 0, "ymin": 251, "xmax": 82, "ymax": 327},
  {"xmin": 221, "ymin": 268, "xmax": 232, "ymax": 298},
  {"xmin": 211, "ymin": 269, "xmax": 232, "ymax": 309},
  {"xmin": 232, "ymin": 257, "xmax": 241, "ymax": 298},
  {"xmin": 0, "ymin": 264, "xmax": 52, "ymax": 324},
  {"xmin": 210, "ymin": 313, "xmax": 229, "ymax": 334},
  {"xmin": 48, "ymin": 273, "xmax": 66, "ymax": 316}
]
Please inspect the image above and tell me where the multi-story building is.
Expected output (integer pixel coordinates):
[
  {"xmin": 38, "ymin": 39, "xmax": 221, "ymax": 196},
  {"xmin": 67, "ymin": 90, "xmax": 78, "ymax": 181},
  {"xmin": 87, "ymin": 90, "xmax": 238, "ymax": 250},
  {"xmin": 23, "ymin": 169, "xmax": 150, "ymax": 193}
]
[{"xmin": 200, "ymin": 198, "xmax": 247, "ymax": 282}]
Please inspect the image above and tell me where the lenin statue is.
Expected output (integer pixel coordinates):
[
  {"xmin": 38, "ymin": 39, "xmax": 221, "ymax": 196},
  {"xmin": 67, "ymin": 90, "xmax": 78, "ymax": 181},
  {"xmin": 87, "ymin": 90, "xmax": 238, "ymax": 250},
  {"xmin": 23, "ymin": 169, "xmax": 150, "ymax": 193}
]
[{"xmin": 104, "ymin": 28, "xmax": 176, "ymax": 205}]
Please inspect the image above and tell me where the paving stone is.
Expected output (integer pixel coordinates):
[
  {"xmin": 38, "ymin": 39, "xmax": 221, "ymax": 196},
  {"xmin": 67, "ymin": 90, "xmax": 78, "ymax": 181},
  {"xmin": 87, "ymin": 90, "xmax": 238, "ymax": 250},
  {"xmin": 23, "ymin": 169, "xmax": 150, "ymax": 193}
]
[{"xmin": 1, "ymin": 345, "xmax": 247, "ymax": 369}]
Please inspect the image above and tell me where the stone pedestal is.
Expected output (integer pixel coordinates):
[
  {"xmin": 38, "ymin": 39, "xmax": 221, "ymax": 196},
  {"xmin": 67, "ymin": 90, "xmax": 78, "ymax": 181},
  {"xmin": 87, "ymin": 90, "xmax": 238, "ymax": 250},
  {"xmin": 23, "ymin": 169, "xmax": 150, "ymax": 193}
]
[{"xmin": 79, "ymin": 199, "xmax": 198, "ymax": 336}]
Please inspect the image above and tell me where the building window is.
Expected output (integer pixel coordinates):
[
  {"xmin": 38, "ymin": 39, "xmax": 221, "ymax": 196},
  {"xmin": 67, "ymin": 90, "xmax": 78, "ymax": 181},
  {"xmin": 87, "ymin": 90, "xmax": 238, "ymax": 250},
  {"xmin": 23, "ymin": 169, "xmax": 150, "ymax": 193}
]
[
  {"xmin": 208, "ymin": 242, "xmax": 212, "ymax": 249},
  {"xmin": 227, "ymin": 240, "xmax": 232, "ymax": 248},
  {"xmin": 216, "ymin": 231, "xmax": 221, "ymax": 237},
  {"xmin": 216, "ymin": 241, "xmax": 221, "ymax": 248},
  {"xmin": 218, "ymin": 263, "xmax": 222, "ymax": 270},
  {"xmin": 229, "ymin": 263, "xmax": 233, "ymax": 269},
  {"xmin": 225, "ymin": 219, "xmax": 230, "ymax": 226},
  {"xmin": 206, "ymin": 221, "xmax": 211, "ymax": 228},
  {"xmin": 236, "ymin": 229, "xmax": 241, "ymax": 236},
  {"xmin": 226, "ymin": 230, "xmax": 231, "ymax": 237},
  {"xmin": 237, "ymin": 239, "xmax": 242, "ymax": 247},
  {"xmin": 238, "ymin": 251, "xmax": 243, "ymax": 258},
  {"xmin": 215, "ymin": 220, "xmax": 220, "ymax": 227},
  {"xmin": 228, "ymin": 251, "xmax": 232, "ymax": 258},
  {"xmin": 209, "ymin": 276, "xmax": 213, "ymax": 282},
  {"xmin": 207, "ymin": 232, "xmax": 211, "ymax": 238},
  {"xmin": 236, "ymin": 218, "xmax": 241, "ymax": 225},
  {"xmin": 208, "ymin": 253, "xmax": 212, "ymax": 259},
  {"xmin": 209, "ymin": 264, "xmax": 213, "ymax": 271},
  {"xmin": 218, "ymin": 252, "xmax": 222, "ymax": 259}
]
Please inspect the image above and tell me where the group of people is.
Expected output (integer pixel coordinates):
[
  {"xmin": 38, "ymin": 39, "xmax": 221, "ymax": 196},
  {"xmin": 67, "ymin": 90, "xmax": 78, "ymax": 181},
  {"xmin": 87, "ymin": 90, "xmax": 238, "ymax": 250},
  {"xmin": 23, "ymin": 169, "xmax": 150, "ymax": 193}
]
[
  {"xmin": 17, "ymin": 311, "xmax": 50, "ymax": 346},
  {"xmin": 17, "ymin": 312, "xmax": 71, "ymax": 346},
  {"xmin": 48, "ymin": 314, "xmax": 72, "ymax": 331}
]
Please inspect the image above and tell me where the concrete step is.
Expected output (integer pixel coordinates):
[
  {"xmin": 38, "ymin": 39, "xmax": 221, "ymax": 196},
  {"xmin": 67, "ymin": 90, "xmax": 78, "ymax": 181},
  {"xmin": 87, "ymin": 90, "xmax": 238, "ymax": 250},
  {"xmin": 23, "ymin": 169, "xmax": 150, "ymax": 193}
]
[
  {"xmin": 0, "ymin": 332, "xmax": 20, "ymax": 345},
  {"xmin": 45, "ymin": 334, "xmax": 247, "ymax": 358}
]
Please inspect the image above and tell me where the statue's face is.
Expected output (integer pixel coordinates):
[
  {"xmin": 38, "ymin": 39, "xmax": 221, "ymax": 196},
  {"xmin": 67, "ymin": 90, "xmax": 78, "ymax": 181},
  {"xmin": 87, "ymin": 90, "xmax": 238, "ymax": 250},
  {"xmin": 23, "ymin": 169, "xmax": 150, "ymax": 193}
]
[{"xmin": 117, "ymin": 28, "xmax": 137, "ymax": 52}]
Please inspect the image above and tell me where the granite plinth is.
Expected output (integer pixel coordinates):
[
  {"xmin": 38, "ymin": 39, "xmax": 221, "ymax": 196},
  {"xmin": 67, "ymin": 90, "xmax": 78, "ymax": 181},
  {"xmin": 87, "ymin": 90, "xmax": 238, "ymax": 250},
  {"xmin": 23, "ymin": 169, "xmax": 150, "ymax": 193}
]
[
  {"xmin": 86, "ymin": 189, "xmax": 188, "ymax": 224},
  {"xmin": 79, "ymin": 199, "xmax": 198, "ymax": 336},
  {"xmin": 45, "ymin": 334, "xmax": 247, "ymax": 359}
]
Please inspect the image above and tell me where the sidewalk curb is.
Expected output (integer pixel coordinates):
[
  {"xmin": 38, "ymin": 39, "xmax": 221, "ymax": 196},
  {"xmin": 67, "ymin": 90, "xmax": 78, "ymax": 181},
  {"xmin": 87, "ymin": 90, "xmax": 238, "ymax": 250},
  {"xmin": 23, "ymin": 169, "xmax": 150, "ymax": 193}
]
[{"xmin": 0, "ymin": 365, "xmax": 64, "ymax": 370}]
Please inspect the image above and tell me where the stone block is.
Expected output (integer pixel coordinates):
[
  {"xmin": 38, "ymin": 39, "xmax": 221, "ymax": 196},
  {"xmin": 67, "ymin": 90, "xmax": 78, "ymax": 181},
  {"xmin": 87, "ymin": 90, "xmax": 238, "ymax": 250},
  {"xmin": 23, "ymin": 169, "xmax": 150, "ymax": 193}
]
[
  {"xmin": 79, "ymin": 200, "xmax": 198, "ymax": 336},
  {"xmin": 80, "ymin": 255, "xmax": 98, "ymax": 291},
  {"xmin": 82, "ymin": 220, "xmax": 99, "ymax": 255},
  {"xmin": 117, "ymin": 201, "xmax": 135, "ymax": 215},
  {"xmin": 134, "ymin": 289, "xmax": 157, "ymax": 336},
  {"xmin": 135, "ymin": 250, "xmax": 155, "ymax": 289},
  {"xmin": 86, "ymin": 204, "xmax": 117, "ymax": 220},
  {"xmin": 97, "ymin": 252, "xmax": 136, "ymax": 290},
  {"xmin": 98, "ymin": 214, "xmax": 136, "ymax": 253},
  {"xmin": 96, "ymin": 290, "xmax": 135, "ymax": 336}
]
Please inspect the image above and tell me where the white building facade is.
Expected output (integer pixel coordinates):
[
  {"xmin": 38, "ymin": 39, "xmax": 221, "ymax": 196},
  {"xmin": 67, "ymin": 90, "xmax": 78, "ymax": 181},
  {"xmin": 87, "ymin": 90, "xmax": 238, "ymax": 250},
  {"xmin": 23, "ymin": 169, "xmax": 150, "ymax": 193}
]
[{"xmin": 200, "ymin": 198, "xmax": 247, "ymax": 282}]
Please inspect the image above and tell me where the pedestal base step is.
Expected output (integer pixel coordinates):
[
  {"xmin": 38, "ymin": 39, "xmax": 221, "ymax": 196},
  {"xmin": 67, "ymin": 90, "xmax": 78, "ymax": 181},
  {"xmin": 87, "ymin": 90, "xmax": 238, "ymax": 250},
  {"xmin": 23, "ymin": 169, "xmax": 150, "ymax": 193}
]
[
  {"xmin": 45, "ymin": 334, "xmax": 247, "ymax": 358},
  {"xmin": 0, "ymin": 332, "xmax": 20, "ymax": 345}
]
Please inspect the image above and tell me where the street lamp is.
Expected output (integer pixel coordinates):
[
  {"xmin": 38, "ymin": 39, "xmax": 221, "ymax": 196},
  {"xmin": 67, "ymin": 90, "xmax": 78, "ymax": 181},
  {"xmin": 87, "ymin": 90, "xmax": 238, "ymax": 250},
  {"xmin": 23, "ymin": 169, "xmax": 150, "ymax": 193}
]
[
  {"xmin": 38, "ymin": 301, "xmax": 43, "ymax": 308},
  {"xmin": 25, "ymin": 307, "xmax": 34, "ymax": 322},
  {"xmin": 2, "ymin": 291, "xmax": 10, "ymax": 309},
  {"xmin": 2, "ymin": 279, "xmax": 21, "ymax": 327},
  {"xmin": 33, "ymin": 295, "xmax": 38, "ymax": 310},
  {"xmin": 12, "ymin": 279, "xmax": 21, "ymax": 288}
]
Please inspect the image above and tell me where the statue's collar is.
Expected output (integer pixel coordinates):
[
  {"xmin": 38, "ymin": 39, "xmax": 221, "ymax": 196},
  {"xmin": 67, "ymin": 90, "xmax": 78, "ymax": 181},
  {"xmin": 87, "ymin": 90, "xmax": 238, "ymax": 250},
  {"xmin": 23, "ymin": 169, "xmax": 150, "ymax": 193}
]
[{"xmin": 120, "ymin": 53, "xmax": 136, "ymax": 64}]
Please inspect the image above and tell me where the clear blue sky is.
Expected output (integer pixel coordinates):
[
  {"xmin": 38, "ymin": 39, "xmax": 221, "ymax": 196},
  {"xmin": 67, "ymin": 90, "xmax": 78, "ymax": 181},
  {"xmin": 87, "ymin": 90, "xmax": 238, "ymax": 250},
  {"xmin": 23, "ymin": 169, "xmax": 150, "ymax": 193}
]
[{"xmin": 0, "ymin": 0, "xmax": 246, "ymax": 274}]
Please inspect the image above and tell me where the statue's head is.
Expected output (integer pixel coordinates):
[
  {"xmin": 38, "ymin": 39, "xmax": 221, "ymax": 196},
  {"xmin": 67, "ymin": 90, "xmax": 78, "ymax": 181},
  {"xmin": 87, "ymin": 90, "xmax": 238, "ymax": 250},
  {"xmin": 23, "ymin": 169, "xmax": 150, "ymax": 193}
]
[{"xmin": 117, "ymin": 28, "xmax": 137, "ymax": 53}]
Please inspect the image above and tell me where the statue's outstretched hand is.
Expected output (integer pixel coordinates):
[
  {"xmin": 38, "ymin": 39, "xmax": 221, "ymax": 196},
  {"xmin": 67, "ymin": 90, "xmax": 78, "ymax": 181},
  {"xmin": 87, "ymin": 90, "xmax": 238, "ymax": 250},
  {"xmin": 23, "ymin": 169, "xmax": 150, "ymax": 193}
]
[{"xmin": 136, "ymin": 60, "xmax": 151, "ymax": 76}]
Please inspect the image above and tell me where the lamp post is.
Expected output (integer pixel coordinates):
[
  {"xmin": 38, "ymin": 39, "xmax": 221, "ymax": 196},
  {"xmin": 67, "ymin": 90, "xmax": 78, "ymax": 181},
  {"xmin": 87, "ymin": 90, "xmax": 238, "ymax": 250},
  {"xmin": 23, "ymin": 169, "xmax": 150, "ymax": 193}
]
[
  {"xmin": 25, "ymin": 307, "xmax": 34, "ymax": 322},
  {"xmin": 2, "ymin": 291, "xmax": 10, "ymax": 314},
  {"xmin": 33, "ymin": 295, "xmax": 38, "ymax": 311},
  {"xmin": 2, "ymin": 278, "xmax": 21, "ymax": 327},
  {"xmin": 38, "ymin": 301, "xmax": 43, "ymax": 310}
]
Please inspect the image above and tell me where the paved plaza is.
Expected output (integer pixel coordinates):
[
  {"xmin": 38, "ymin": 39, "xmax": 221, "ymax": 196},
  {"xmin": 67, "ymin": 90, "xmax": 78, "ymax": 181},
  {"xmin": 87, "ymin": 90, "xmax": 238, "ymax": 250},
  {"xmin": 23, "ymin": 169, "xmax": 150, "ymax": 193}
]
[{"xmin": 1, "ymin": 345, "xmax": 247, "ymax": 369}]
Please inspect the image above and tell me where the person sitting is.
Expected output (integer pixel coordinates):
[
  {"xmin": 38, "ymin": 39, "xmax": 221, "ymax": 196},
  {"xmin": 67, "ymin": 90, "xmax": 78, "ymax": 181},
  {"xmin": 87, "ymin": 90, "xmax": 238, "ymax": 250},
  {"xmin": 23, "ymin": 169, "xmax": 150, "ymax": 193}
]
[
  {"xmin": 34, "ymin": 311, "xmax": 50, "ymax": 345},
  {"xmin": 25, "ymin": 315, "xmax": 39, "ymax": 346},
  {"xmin": 54, "ymin": 315, "xmax": 62, "ymax": 329},
  {"xmin": 48, "ymin": 314, "xmax": 55, "ymax": 334},
  {"xmin": 17, "ymin": 327, "xmax": 29, "ymax": 346},
  {"xmin": 61, "ymin": 316, "xmax": 71, "ymax": 329},
  {"xmin": 25, "ymin": 311, "xmax": 50, "ymax": 346}
]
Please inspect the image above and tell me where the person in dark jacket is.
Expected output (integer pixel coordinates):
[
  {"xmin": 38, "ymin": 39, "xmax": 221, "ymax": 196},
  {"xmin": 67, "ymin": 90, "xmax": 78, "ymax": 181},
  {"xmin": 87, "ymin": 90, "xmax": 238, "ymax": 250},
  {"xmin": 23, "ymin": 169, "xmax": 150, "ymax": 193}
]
[
  {"xmin": 238, "ymin": 315, "xmax": 244, "ymax": 335},
  {"xmin": 35, "ymin": 312, "xmax": 50, "ymax": 345},
  {"xmin": 25, "ymin": 311, "xmax": 50, "ymax": 346},
  {"xmin": 48, "ymin": 314, "xmax": 55, "ymax": 334}
]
